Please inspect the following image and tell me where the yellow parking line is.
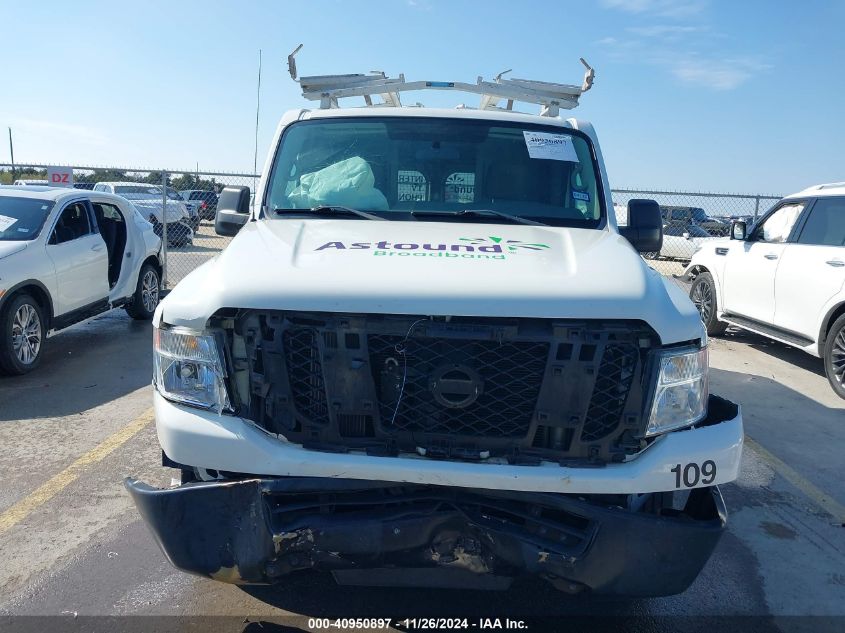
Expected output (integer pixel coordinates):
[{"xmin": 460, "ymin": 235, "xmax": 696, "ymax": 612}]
[
  {"xmin": 0, "ymin": 408, "xmax": 154, "ymax": 537},
  {"xmin": 745, "ymin": 435, "xmax": 845, "ymax": 524}
]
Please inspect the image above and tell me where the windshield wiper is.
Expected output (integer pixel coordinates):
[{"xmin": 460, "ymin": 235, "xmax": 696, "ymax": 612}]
[
  {"xmin": 410, "ymin": 209, "xmax": 547, "ymax": 226},
  {"xmin": 273, "ymin": 205, "xmax": 384, "ymax": 221}
]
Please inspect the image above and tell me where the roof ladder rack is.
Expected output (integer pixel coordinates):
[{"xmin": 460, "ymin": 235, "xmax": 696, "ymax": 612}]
[{"xmin": 287, "ymin": 45, "xmax": 594, "ymax": 117}]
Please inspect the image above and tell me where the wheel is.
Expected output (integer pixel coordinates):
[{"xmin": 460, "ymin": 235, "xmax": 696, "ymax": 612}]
[
  {"xmin": 125, "ymin": 263, "xmax": 161, "ymax": 320},
  {"xmin": 689, "ymin": 272, "xmax": 727, "ymax": 336},
  {"xmin": 0, "ymin": 293, "xmax": 46, "ymax": 375},
  {"xmin": 823, "ymin": 314, "xmax": 845, "ymax": 400}
]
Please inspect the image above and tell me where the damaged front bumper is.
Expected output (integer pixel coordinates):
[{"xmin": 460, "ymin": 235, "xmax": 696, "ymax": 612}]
[
  {"xmin": 125, "ymin": 476, "xmax": 727, "ymax": 597},
  {"xmin": 151, "ymin": 393, "xmax": 743, "ymax": 495}
]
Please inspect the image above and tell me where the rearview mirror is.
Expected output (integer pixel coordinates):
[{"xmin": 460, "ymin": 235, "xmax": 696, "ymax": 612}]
[
  {"xmin": 731, "ymin": 221, "xmax": 747, "ymax": 240},
  {"xmin": 619, "ymin": 199, "xmax": 662, "ymax": 253},
  {"xmin": 215, "ymin": 186, "xmax": 251, "ymax": 237}
]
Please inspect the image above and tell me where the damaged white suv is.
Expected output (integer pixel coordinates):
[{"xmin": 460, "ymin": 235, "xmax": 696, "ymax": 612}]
[{"xmin": 127, "ymin": 60, "xmax": 743, "ymax": 597}]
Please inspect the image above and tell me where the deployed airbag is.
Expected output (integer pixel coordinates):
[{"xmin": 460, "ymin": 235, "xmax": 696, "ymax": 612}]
[{"xmin": 288, "ymin": 156, "xmax": 389, "ymax": 211}]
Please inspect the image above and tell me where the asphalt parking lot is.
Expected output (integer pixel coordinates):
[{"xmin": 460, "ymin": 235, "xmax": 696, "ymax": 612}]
[{"xmin": 0, "ymin": 304, "xmax": 843, "ymax": 631}]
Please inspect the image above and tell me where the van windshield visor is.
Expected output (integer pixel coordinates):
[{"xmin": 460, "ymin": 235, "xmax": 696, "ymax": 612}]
[{"xmin": 266, "ymin": 117, "xmax": 605, "ymax": 227}]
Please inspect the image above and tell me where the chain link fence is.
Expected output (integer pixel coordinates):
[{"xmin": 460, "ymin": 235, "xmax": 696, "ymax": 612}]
[
  {"xmin": 611, "ymin": 188, "xmax": 781, "ymax": 277},
  {"xmin": 1, "ymin": 163, "xmax": 780, "ymax": 286}
]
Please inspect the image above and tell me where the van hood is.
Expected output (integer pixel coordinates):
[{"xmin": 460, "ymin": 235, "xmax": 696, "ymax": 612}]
[
  {"xmin": 160, "ymin": 219, "xmax": 703, "ymax": 345},
  {"xmin": 0, "ymin": 241, "xmax": 27, "ymax": 260}
]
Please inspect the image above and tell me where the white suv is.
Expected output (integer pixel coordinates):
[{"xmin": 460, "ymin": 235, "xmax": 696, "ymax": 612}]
[
  {"xmin": 685, "ymin": 183, "xmax": 845, "ymax": 398},
  {"xmin": 0, "ymin": 187, "xmax": 163, "ymax": 374}
]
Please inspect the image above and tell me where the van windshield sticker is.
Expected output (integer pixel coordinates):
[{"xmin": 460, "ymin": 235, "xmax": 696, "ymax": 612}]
[
  {"xmin": 572, "ymin": 191, "xmax": 590, "ymax": 202},
  {"xmin": 523, "ymin": 131, "xmax": 579, "ymax": 162},
  {"xmin": 0, "ymin": 215, "xmax": 18, "ymax": 232}
]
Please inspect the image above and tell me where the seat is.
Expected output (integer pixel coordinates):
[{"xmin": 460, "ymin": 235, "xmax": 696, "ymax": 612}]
[
  {"xmin": 93, "ymin": 204, "xmax": 119, "ymax": 285},
  {"xmin": 53, "ymin": 223, "xmax": 74, "ymax": 243},
  {"xmin": 93, "ymin": 205, "xmax": 117, "ymax": 261}
]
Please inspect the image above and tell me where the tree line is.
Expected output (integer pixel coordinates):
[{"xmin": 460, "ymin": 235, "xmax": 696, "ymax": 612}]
[{"xmin": 0, "ymin": 168, "xmax": 222, "ymax": 191}]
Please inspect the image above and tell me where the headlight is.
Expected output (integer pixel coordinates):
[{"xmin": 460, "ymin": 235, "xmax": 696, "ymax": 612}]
[
  {"xmin": 153, "ymin": 326, "xmax": 230, "ymax": 412},
  {"xmin": 645, "ymin": 345, "xmax": 708, "ymax": 436}
]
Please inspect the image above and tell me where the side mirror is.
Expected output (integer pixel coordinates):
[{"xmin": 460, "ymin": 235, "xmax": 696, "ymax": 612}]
[
  {"xmin": 731, "ymin": 221, "xmax": 747, "ymax": 241},
  {"xmin": 215, "ymin": 186, "xmax": 251, "ymax": 237},
  {"xmin": 619, "ymin": 199, "xmax": 662, "ymax": 253}
]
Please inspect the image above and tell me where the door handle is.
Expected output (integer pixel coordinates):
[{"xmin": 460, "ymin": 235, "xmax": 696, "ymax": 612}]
[
  {"xmin": 826, "ymin": 260, "xmax": 845, "ymax": 268},
  {"xmin": 764, "ymin": 253, "xmax": 778, "ymax": 260}
]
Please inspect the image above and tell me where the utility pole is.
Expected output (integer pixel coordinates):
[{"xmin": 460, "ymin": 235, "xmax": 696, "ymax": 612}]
[{"xmin": 8, "ymin": 128, "xmax": 15, "ymax": 181}]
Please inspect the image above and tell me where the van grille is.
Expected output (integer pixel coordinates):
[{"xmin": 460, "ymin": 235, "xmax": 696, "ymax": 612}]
[
  {"xmin": 241, "ymin": 312, "xmax": 654, "ymax": 462},
  {"xmin": 368, "ymin": 336, "xmax": 549, "ymax": 437}
]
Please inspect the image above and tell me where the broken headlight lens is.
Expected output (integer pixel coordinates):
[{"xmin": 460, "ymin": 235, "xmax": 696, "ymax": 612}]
[
  {"xmin": 645, "ymin": 345, "xmax": 708, "ymax": 436},
  {"xmin": 153, "ymin": 326, "xmax": 230, "ymax": 412}
]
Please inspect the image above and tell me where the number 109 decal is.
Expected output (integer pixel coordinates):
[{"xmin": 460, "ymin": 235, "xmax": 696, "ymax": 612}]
[{"xmin": 670, "ymin": 460, "xmax": 717, "ymax": 488}]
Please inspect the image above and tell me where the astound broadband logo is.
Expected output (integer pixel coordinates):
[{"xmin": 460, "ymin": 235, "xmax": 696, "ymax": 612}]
[{"xmin": 313, "ymin": 236, "xmax": 551, "ymax": 261}]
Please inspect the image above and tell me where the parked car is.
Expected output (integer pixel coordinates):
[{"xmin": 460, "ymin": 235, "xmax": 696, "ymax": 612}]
[
  {"xmin": 686, "ymin": 182, "xmax": 845, "ymax": 399},
  {"xmin": 92, "ymin": 182, "xmax": 193, "ymax": 247},
  {"xmin": 644, "ymin": 224, "xmax": 718, "ymax": 261},
  {"xmin": 12, "ymin": 179, "xmax": 49, "ymax": 186},
  {"xmin": 662, "ymin": 206, "xmax": 730, "ymax": 237},
  {"xmin": 166, "ymin": 188, "xmax": 201, "ymax": 230},
  {"xmin": 126, "ymin": 63, "xmax": 743, "ymax": 598},
  {"xmin": 0, "ymin": 187, "xmax": 162, "ymax": 374},
  {"xmin": 179, "ymin": 189, "xmax": 219, "ymax": 220}
]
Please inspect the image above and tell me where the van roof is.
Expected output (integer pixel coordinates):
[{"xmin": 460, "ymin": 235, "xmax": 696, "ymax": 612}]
[
  {"xmin": 300, "ymin": 105, "xmax": 582, "ymax": 129},
  {"xmin": 787, "ymin": 182, "xmax": 845, "ymax": 199}
]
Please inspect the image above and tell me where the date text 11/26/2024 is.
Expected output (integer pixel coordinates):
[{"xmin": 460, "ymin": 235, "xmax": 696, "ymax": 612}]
[{"xmin": 307, "ymin": 618, "xmax": 529, "ymax": 630}]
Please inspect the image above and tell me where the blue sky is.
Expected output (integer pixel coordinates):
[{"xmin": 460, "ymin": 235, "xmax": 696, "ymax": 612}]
[{"xmin": 1, "ymin": 0, "xmax": 843, "ymax": 194}]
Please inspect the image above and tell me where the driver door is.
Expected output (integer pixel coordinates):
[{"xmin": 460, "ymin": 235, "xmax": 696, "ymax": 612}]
[
  {"xmin": 45, "ymin": 200, "xmax": 110, "ymax": 316},
  {"xmin": 721, "ymin": 201, "xmax": 806, "ymax": 324}
]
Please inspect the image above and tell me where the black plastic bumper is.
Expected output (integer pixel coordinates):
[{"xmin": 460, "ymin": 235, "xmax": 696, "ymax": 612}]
[{"xmin": 126, "ymin": 476, "xmax": 727, "ymax": 597}]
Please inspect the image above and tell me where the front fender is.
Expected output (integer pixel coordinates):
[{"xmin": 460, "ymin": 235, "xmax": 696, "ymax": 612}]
[{"xmin": 685, "ymin": 245, "xmax": 731, "ymax": 312}]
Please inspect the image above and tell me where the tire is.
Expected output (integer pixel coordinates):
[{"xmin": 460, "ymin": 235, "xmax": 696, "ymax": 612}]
[
  {"xmin": 0, "ymin": 293, "xmax": 46, "ymax": 375},
  {"xmin": 823, "ymin": 314, "xmax": 845, "ymax": 400},
  {"xmin": 689, "ymin": 272, "xmax": 727, "ymax": 336},
  {"xmin": 125, "ymin": 263, "xmax": 161, "ymax": 320}
]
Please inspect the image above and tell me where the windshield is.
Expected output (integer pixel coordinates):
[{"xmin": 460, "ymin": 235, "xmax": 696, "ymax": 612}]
[
  {"xmin": 114, "ymin": 185, "xmax": 162, "ymax": 200},
  {"xmin": 0, "ymin": 197, "xmax": 55, "ymax": 241},
  {"xmin": 265, "ymin": 117, "xmax": 604, "ymax": 226}
]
